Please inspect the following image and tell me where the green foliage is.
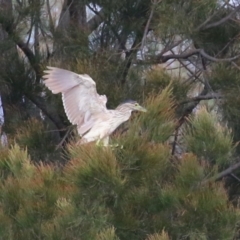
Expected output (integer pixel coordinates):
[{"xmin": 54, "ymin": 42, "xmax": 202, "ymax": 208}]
[
  {"xmin": 13, "ymin": 118, "xmax": 60, "ymax": 162},
  {"xmin": 136, "ymin": 85, "xmax": 176, "ymax": 143},
  {"xmin": 192, "ymin": 7, "xmax": 240, "ymax": 56},
  {"xmin": 0, "ymin": 144, "xmax": 34, "ymax": 180},
  {"xmin": 0, "ymin": 44, "xmax": 239, "ymax": 240},
  {"xmin": 210, "ymin": 63, "xmax": 240, "ymax": 153},
  {"xmin": 1, "ymin": 0, "xmax": 240, "ymax": 239},
  {"xmin": 146, "ymin": 230, "xmax": 170, "ymax": 240},
  {"xmin": 156, "ymin": 0, "xmax": 217, "ymax": 35},
  {"xmin": 185, "ymin": 107, "xmax": 234, "ymax": 166},
  {"xmin": 96, "ymin": 227, "xmax": 120, "ymax": 240},
  {"xmin": 210, "ymin": 63, "xmax": 240, "ymax": 91},
  {"xmin": 169, "ymin": 154, "xmax": 237, "ymax": 239},
  {"xmin": 144, "ymin": 67, "xmax": 190, "ymax": 101},
  {"xmin": 0, "ymin": 145, "xmax": 61, "ymax": 239},
  {"xmin": 1, "ymin": 84, "xmax": 236, "ymax": 239},
  {"xmin": 0, "ymin": 125, "xmax": 239, "ymax": 239},
  {"xmin": 175, "ymin": 153, "xmax": 207, "ymax": 189}
]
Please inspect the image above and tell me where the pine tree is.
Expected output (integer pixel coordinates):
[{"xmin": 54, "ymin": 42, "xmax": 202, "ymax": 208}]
[{"xmin": 0, "ymin": 0, "xmax": 240, "ymax": 239}]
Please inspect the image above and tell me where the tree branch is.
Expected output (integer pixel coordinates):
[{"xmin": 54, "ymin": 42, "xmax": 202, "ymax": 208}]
[
  {"xmin": 16, "ymin": 40, "xmax": 42, "ymax": 79},
  {"xmin": 156, "ymin": 49, "xmax": 199, "ymax": 63},
  {"xmin": 179, "ymin": 92, "xmax": 223, "ymax": 105},
  {"xmin": 158, "ymin": 39, "xmax": 184, "ymax": 57},
  {"xmin": 197, "ymin": 2, "xmax": 229, "ymax": 31},
  {"xmin": 121, "ymin": 34, "xmax": 143, "ymax": 85},
  {"xmin": 136, "ymin": 48, "xmax": 240, "ymax": 65},
  {"xmin": 86, "ymin": 8, "xmax": 105, "ymax": 32},
  {"xmin": 24, "ymin": 93, "xmax": 67, "ymax": 134},
  {"xmin": 171, "ymin": 87, "xmax": 208, "ymax": 155},
  {"xmin": 46, "ymin": 0, "xmax": 55, "ymax": 33},
  {"xmin": 140, "ymin": 0, "xmax": 159, "ymax": 57},
  {"xmin": 2, "ymin": 23, "xmax": 42, "ymax": 80},
  {"xmin": 202, "ymin": 4, "xmax": 240, "ymax": 30},
  {"xmin": 199, "ymin": 49, "xmax": 240, "ymax": 62},
  {"xmin": 210, "ymin": 161, "xmax": 240, "ymax": 182}
]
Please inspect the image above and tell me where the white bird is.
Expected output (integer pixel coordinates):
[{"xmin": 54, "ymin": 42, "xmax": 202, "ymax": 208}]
[{"xmin": 43, "ymin": 67, "xmax": 146, "ymax": 146}]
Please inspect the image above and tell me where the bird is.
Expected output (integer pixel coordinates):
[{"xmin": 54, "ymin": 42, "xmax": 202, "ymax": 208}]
[{"xmin": 42, "ymin": 67, "xmax": 147, "ymax": 146}]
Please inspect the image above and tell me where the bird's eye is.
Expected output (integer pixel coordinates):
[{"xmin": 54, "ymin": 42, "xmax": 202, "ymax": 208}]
[{"xmin": 135, "ymin": 103, "xmax": 138, "ymax": 106}]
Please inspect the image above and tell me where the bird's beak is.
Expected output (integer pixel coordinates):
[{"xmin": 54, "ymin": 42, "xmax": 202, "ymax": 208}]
[{"xmin": 137, "ymin": 105, "xmax": 147, "ymax": 112}]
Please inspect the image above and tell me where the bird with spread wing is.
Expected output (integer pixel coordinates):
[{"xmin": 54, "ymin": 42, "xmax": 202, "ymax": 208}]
[{"xmin": 43, "ymin": 67, "xmax": 147, "ymax": 146}]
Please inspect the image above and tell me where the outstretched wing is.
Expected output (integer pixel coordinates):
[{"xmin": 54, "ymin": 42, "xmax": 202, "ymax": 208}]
[{"xmin": 43, "ymin": 66, "xmax": 108, "ymax": 135}]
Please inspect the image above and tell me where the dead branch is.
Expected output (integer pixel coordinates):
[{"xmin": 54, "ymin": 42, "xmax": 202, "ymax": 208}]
[
  {"xmin": 136, "ymin": 48, "xmax": 240, "ymax": 65},
  {"xmin": 197, "ymin": 2, "xmax": 229, "ymax": 30},
  {"xmin": 86, "ymin": 8, "xmax": 105, "ymax": 32},
  {"xmin": 211, "ymin": 161, "xmax": 240, "ymax": 181},
  {"xmin": 140, "ymin": 0, "xmax": 159, "ymax": 57},
  {"xmin": 25, "ymin": 93, "xmax": 67, "ymax": 135},
  {"xmin": 46, "ymin": 0, "xmax": 55, "ymax": 33},
  {"xmin": 179, "ymin": 92, "xmax": 223, "ymax": 105},
  {"xmin": 16, "ymin": 40, "xmax": 42, "ymax": 78},
  {"xmin": 202, "ymin": 4, "xmax": 240, "ymax": 30},
  {"xmin": 171, "ymin": 87, "xmax": 208, "ymax": 155}
]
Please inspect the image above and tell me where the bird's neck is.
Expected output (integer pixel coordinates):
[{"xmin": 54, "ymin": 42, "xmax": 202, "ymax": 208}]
[{"xmin": 114, "ymin": 108, "xmax": 132, "ymax": 122}]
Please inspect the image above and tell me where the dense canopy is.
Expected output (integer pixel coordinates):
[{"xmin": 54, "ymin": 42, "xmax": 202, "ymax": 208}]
[{"xmin": 0, "ymin": 0, "xmax": 240, "ymax": 239}]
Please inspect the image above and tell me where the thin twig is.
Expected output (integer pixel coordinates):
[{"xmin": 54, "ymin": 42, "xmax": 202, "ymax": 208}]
[
  {"xmin": 197, "ymin": 2, "xmax": 229, "ymax": 30},
  {"xmin": 232, "ymin": 62, "xmax": 240, "ymax": 71},
  {"xmin": 230, "ymin": 173, "xmax": 240, "ymax": 183},
  {"xmin": 58, "ymin": 0, "xmax": 73, "ymax": 27},
  {"xmin": 136, "ymin": 48, "xmax": 240, "ymax": 65},
  {"xmin": 55, "ymin": 127, "xmax": 74, "ymax": 150},
  {"xmin": 209, "ymin": 161, "xmax": 240, "ymax": 182},
  {"xmin": 179, "ymin": 92, "xmax": 223, "ymax": 105},
  {"xmin": 86, "ymin": 6, "xmax": 105, "ymax": 32},
  {"xmin": 140, "ymin": 0, "xmax": 159, "ymax": 59},
  {"xmin": 200, "ymin": 49, "xmax": 240, "ymax": 62},
  {"xmin": 46, "ymin": 0, "xmax": 55, "ymax": 32},
  {"xmin": 203, "ymin": 4, "xmax": 240, "ymax": 30}
]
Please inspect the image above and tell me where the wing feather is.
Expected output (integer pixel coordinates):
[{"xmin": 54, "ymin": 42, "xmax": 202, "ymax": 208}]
[{"xmin": 43, "ymin": 67, "xmax": 108, "ymax": 133}]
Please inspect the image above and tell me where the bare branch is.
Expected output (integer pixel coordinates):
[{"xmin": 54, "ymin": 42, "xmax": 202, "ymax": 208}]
[
  {"xmin": 230, "ymin": 173, "xmax": 240, "ymax": 183},
  {"xmin": 202, "ymin": 4, "xmax": 240, "ymax": 30},
  {"xmin": 87, "ymin": 4, "xmax": 128, "ymax": 51},
  {"xmin": 26, "ymin": 17, "xmax": 34, "ymax": 46},
  {"xmin": 136, "ymin": 48, "xmax": 240, "ymax": 65},
  {"xmin": 24, "ymin": 93, "xmax": 66, "ymax": 133},
  {"xmin": 140, "ymin": 0, "xmax": 159, "ymax": 57},
  {"xmin": 86, "ymin": 8, "xmax": 105, "ymax": 32},
  {"xmin": 197, "ymin": 2, "xmax": 229, "ymax": 30},
  {"xmin": 211, "ymin": 161, "xmax": 240, "ymax": 181},
  {"xmin": 171, "ymin": 87, "xmax": 208, "ymax": 155},
  {"xmin": 141, "ymin": 49, "xmax": 200, "ymax": 64},
  {"xmin": 179, "ymin": 92, "xmax": 223, "ymax": 105},
  {"xmin": 121, "ymin": 36, "xmax": 142, "ymax": 85},
  {"xmin": 199, "ymin": 49, "xmax": 240, "ymax": 62},
  {"xmin": 159, "ymin": 39, "xmax": 184, "ymax": 57},
  {"xmin": 16, "ymin": 40, "xmax": 41, "ymax": 78},
  {"xmin": 171, "ymin": 74, "xmax": 220, "ymax": 155},
  {"xmin": 232, "ymin": 61, "xmax": 240, "ymax": 71},
  {"xmin": 46, "ymin": 0, "xmax": 55, "ymax": 32},
  {"xmin": 169, "ymin": 48, "xmax": 204, "ymax": 83},
  {"xmin": 55, "ymin": 126, "xmax": 74, "ymax": 150}
]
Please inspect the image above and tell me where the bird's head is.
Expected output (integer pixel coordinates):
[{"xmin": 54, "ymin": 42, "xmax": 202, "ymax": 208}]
[{"xmin": 117, "ymin": 100, "xmax": 147, "ymax": 112}]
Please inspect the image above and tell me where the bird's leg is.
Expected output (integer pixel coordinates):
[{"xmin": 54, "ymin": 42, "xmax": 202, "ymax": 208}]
[
  {"xmin": 102, "ymin": 136, "xmax": 123, "ymax": 148},
  {"xmin": 109, "ymin": 143, "xmax": 123, "ymax": 149},
  {"xmin": 96, "ymin": 139, "xmax": 102, "ymax": 146},
  {"xmin": 96, "ymin": 138, "xmax": 107, "ymax": 147},
  {"xmin": 96, "ymin": 136, "xmax": 109, "ymax": 147},
  {"xmin": 102, "ymin": 136, "xmax": 109, "ymax": 146},
  {"xmin": 95, "ymin": 137, "xmax": 123, "ymax": 149}
]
